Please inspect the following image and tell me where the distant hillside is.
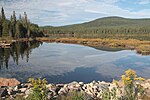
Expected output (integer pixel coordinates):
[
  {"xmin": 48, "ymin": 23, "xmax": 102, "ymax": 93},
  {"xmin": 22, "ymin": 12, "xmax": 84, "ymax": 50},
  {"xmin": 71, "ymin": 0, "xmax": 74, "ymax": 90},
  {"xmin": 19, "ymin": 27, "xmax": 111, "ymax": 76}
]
[
  {"xmin": 61, "ymin": 16, "xmax": 150, "ymax": 28},
  {"xmin": 40, "ymin": 16, "xmax": 150, "ymax": 40}
]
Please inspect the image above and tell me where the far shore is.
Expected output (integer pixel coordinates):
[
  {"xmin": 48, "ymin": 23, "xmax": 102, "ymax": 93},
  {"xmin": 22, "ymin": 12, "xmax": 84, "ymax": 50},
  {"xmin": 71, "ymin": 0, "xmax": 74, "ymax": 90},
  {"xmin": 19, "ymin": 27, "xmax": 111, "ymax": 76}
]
[
  {"xmin": 0, "ymin": 37, "xmax": 150, "ymax": 55},
  {"xmin": 36, "ymin": 37, "xmax": 150, "ymax": 55}
]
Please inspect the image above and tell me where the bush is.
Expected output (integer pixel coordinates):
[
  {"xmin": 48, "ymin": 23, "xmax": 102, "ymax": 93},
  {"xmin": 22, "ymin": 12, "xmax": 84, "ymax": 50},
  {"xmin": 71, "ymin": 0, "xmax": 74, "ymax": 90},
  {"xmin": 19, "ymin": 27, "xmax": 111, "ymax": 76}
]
[
  {"xmin": 102, "ymin": 87, "xmax": 117, "ymax": 100},
  {"xmin": 113, "ymin": 69, "xmax": 145, "ymax": 100},
  {"xmin": 27, "ymin": 78, "xmax": 48, "ymax": 100}
]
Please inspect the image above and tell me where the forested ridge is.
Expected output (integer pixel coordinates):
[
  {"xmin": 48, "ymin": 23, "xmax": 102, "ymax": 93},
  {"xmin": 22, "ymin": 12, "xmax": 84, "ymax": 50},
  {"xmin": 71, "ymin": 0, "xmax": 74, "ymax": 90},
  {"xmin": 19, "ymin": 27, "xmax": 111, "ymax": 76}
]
[
  {"xmin": 0, "ymin": 7, "xmax": 44, "ymax": 39},
  {"xmin": 41, "ymin": 16, "xmax": 150, "ymax": 40}
]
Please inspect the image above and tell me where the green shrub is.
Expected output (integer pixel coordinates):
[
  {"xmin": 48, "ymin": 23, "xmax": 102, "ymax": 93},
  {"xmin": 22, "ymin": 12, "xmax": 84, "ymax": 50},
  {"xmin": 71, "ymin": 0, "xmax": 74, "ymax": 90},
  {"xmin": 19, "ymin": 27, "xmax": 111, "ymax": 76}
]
[
  {"xmin": 27, "ymin": 78, "xmax": 48, "ymax": 100},
  {"xmin": 113, "ymin": 69, "xmax": 145, "ymax": 100},
  {"xmin": 102, "ymin": 87, "xmax": 117, "ymax": 100}
]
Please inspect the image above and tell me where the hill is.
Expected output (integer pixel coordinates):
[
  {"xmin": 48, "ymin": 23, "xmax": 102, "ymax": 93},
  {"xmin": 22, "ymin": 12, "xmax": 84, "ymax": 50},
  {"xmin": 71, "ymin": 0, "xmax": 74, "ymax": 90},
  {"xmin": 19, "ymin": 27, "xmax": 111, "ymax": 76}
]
[{"xmin": 40, "ymin": 16, "xmax": 150, "ymax": 40}]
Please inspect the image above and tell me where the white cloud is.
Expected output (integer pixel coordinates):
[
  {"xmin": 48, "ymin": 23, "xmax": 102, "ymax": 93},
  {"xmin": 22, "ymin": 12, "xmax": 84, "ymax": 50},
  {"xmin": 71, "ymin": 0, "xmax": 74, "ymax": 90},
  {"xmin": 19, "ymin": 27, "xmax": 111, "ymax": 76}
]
[
  {"xmin": 139, "ymin": 0, "xmax": 150, "ymax": 4},
  {"xmin": 0, "ymin": 0, "xmax": 150, "ymax": 26}
]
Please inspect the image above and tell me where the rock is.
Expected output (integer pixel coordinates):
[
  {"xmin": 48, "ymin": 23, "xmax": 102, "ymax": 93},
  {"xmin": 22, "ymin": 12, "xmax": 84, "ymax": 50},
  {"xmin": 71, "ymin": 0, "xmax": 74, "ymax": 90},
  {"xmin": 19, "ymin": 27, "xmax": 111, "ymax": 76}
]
[
  {"xmin": 24, "ymin": 83, "xmax": 32, "ymax": 88},
  {"xmin": 7, "ymin": 87, "xmax": 13, "ymax": 95},
  {"xmin": 145, "ymin": 89, "xmax": 150, "ymax": 97},
  {"xmin": 19, "ymin": 88, "xmax": 27, "ymax": 93},
  {"xmin": 14, "ymin": 86, "xmax": 19, "ymax": 91},
  {"xmin": 68, "ymin": 81, "xmax": 78, "ymax": 86},
  {"xmin": 92, "ymin": 80, "xmax": 96, "ymax": 84},
  {"xmin": 0, "ymin": 88, "xmax": 8, "ymax": 97},
  {"xmin": 0, "ymin": 78, "xmax": 20, "ymax": 87},
  {"xmin": 56, "ymin": 84, "xmax": 64, "ymax": 88},
  {"xmin": 25, "ymin": 89, "xmax": 32, "ymax": 95},
  {"xmin": 47, "ymin": 92, "xmax": 53, "ymax": 99},
  {"xmin": 90, "ymin": 83, "xmax": 94, "ymax": 87},
  {"xmin": 64, "ymin": 84, "xmax": 68, "ymax": 88},
  {"xmin": 108, "ymin": 84, "xmax": 116, "ymax": 90},
  {"xmin": 82, "ymin": 85, "xmax": 87, "ymax": 90},
  {"xmin": 79, "ymin": 82, "xmax": 84, "ymax": 87},
  {"xmin": 58, "ymin": 87, "xmax": 69, "ymax": 95},
  {"xmin": 46, "ymin": 84, "xmax": 54, "ymax": 88},
  {"xmin": 97, "ymin": 93, "xmax": 101, "ymax": 98}
]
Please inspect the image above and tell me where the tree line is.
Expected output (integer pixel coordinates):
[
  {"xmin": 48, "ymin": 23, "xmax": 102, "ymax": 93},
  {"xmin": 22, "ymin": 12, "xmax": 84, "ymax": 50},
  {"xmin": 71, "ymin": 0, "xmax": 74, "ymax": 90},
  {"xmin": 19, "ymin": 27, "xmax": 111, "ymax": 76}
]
[
  {"xmin": 0, "ymin": 7, "xmax": 44, "ymax": 38},
  {"xmin": 40, "ymin": 17, "xmax": 150, "ymax": 40}
]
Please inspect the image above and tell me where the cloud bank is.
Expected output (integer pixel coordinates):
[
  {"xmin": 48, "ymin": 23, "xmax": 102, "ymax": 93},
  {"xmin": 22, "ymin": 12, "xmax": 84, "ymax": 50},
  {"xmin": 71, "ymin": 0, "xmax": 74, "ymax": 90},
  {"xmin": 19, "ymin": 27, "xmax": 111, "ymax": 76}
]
[{"xmin": 0, "ymin": 0, "xmax": 150, "ymax": 26}]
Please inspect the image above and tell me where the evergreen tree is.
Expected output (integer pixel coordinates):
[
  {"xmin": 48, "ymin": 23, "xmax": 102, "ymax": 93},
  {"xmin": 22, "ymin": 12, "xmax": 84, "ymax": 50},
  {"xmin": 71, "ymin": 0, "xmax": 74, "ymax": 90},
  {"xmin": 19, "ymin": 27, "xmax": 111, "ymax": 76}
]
[
  {"xmin": 1, "ymin": 7, "xmax": 5, "ymax": 21},
  {"xmin": 19, "ymin": 14, "xmax": 22, "ymax": 21},
  {"xmin": 24, "ymin": 12, "xmax": 30, "ymax": 37},
  {"xmin": 0, "ymin": 8, "xmax": 43, "ymax": 38},
  {"xmin": 0, "ymin": 15, "xmax": 2, "ymax": 37},
  {"xmin": 9, "ymin": 15, "xmax": 13, "ymax": 37},
  {"xmin": 15, "ymin": 21, "xmax": 21, "ymax": 38},
  {"xmin": 2, "ymin": 21, "xmax": 9, "ymax": 37},
  {"xmin": 16, "ymin": 21, "xmax": 25, "ymax": 38},
  {"xmin": 12, "ymin": 11, "xmax": 16, "ymax": 37}
]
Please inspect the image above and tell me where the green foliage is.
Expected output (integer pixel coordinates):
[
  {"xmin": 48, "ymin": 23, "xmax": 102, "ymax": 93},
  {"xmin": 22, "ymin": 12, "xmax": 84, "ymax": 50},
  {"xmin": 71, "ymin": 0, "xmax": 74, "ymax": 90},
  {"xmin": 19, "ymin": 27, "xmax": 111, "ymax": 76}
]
[
  {"xmin": 41, "ymin": 17, "xmax": 150, "ymax": 40},
  {"xmin": 114, "ymin": 69, "xmax": 145, "ymax": 100},
  {"xmin": 27, "ymin": 78, "xmax": 48, "ymax": 100},
  {"xmin": 1, "ymin": 7, "xmax": 5, "ymax": 21},
  {"xmin": 2, "ymin": 20, "xmax": 9, "ymax": 37},
  {"xmin": 102, "ymin": 87, "xmax": 117, "ymax": 100},
  {"xmin": 0, "ymin": 7, "xmax": 44, "ymax": 39}
]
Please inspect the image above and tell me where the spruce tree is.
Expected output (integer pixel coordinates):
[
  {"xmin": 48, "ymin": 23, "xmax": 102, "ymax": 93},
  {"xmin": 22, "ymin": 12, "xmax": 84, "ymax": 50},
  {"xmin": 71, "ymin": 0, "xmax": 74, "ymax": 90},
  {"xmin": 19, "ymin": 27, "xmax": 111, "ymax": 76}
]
[
  {"xmin": 16, "ymin": 21, "xmax": 25, "ymax": 38},
  {"xmin": 24, "ymin": 12, "xmax": 30, "ymax": 37},
  {"xmin": 2, "ymin": 21, "xmax": 9, "ymax": 37},
  {"xmin": 9, "ymin": 15, "xmax": 13, "ymax": 37},
  {"xmin": 0, "ymin": 14, "xmax": 2, "ymax": 37},
  {"xmin": 12, "ymin": 11, "xmax": 16, "ymax": 37},
  {"xmin": 1, "ymin": 7, "xmax": 6, "ymax": 21}
]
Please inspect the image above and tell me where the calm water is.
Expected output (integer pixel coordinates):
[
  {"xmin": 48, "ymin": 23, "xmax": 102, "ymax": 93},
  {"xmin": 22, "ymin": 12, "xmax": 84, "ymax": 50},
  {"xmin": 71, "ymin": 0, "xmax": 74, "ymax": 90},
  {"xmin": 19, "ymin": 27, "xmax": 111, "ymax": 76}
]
[{"xmin": 0, "ymin": 41, "xmax": 150, "ymax": 83}]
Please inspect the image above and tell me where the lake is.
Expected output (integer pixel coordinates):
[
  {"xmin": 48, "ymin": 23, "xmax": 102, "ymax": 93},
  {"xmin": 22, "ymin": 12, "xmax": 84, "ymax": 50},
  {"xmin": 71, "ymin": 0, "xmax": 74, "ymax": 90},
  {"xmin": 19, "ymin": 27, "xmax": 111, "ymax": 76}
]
[{"xmin": 0, "ymin": 41, "xmax": 150, "ymax": 83}]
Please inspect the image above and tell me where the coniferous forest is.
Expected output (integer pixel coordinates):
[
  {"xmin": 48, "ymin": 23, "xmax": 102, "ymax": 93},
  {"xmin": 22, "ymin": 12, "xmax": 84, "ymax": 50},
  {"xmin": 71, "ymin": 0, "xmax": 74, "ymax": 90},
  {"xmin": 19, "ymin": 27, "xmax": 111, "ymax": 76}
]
[
  {"xmin": 41, "ymin": 17, "xmax": 150, "ymax": 40},
  {"xmin": 0, "ymin": 7, "xmax": 44, "ymax": 39}
]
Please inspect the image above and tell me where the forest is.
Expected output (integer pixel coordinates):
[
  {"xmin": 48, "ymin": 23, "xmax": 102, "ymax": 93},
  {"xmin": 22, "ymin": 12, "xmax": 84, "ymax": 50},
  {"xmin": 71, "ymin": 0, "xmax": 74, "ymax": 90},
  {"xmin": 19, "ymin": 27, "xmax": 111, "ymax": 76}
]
[
  {"xmin": 0, "ymin": 7, "xmax": 44, "ymax": 39},
  {"xmin": 40, "ymin": 16, "xmax": 150, "ymax": 40}
]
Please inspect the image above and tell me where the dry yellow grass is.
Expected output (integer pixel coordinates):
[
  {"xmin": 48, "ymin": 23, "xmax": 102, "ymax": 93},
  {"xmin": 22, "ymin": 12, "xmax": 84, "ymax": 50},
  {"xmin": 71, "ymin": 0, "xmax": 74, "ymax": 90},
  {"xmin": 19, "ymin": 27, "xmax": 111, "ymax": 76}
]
[{"xmin": 37, "ymin": 37, "xmax": 150, "ymax": 55}]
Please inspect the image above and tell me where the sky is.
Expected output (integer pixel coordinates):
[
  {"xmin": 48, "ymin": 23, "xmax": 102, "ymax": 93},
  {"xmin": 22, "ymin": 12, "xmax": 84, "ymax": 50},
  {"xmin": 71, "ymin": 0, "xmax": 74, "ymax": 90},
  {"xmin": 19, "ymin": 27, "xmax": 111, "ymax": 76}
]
[{"xmin": 0, "ymin": 0, "xmax": 150, "ymax": 26}]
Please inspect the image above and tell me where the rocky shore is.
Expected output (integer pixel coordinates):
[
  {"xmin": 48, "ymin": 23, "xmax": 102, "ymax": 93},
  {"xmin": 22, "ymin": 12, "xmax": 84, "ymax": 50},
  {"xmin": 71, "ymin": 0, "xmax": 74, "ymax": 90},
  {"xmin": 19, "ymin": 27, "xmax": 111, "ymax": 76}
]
[{"xmin": 0, "ymin": 78, "xmax": 150, "ymax": 100}]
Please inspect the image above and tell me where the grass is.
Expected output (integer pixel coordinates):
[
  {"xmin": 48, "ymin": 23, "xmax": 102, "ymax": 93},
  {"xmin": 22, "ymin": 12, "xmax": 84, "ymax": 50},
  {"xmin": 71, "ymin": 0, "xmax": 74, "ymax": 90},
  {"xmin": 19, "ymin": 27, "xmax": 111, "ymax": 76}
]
[{"xmin": 36, "ymin": 37, "xmax": 150, "ymax": 55}]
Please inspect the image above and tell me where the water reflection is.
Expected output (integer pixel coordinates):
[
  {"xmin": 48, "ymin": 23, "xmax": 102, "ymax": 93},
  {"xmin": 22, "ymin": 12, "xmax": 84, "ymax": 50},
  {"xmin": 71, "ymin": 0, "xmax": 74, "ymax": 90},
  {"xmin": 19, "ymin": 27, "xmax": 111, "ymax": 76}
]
[
  {"xmin": 0, "ymin": 42, "xmax": 149, "ymax": 83},
  {"xmin": 0, "ymin": 41, "xmax": 43, "ymax": 70}
]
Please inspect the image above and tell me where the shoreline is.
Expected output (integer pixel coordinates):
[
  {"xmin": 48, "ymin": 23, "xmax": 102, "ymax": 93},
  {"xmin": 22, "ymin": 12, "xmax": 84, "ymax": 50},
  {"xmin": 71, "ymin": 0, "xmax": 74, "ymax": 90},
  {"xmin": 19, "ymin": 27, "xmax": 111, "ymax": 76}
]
[
  {"xmin": 0, "ymin": 78, "xmax": 150, "ymax": 99},
  {"xmin": 1, "ymin": 37, "xmax": 150, "ymax": 55},
  {"xmin": 36, "ymin": 37, "xmax": 150, "ymax": 55}
]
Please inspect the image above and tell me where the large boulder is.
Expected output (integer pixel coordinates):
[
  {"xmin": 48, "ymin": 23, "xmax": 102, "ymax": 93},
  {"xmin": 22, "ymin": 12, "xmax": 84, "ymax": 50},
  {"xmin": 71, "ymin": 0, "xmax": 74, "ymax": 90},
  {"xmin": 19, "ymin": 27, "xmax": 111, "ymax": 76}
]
[{"xmin": 0, "ymin": 78, "xmax": 20, "ymax": 86}]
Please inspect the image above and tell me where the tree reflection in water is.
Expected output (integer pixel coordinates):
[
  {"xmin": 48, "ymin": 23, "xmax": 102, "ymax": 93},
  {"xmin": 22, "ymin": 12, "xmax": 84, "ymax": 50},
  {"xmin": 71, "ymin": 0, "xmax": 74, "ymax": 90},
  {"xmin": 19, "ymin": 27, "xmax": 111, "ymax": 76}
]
[{"xmin": 0, "ymin": 40, "xmax": 43, "ymax": 70}]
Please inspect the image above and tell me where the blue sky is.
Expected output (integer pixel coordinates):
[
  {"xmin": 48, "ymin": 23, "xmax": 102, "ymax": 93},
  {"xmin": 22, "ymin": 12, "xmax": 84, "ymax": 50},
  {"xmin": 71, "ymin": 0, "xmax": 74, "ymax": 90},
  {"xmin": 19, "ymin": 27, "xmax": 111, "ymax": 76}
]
[{"xmin": 0, "ymin": 0, "xmax": 150, "ymax": 26}]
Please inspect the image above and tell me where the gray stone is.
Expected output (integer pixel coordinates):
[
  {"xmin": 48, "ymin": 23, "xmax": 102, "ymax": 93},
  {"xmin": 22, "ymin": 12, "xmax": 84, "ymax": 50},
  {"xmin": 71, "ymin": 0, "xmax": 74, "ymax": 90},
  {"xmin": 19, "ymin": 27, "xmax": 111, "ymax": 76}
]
[
  {"xmin": 47, "ymin": 92, "xmax": 53, "ymax": 99},
  {"xmin": 19, "ymin": 88, "xmax": 27, "ymax": 93},
  {"xmin": 56, "ymin": 84, "xmax": 64, "ymax": 88},
  {"xmin": 7, "ymin": 87, "xmax": 13, "ymax": 95},
  {"xmin": 14, "ymin": 86, "xmax": 19, "ymax": 91},
  {"xmin": 25, "ymin": 89, "xmax": 32, "ymax": 95},
  {"xmin": 79, "ymin": 82, "xmax": 84, "ymax": 86},
  {"xmin": 58, "ymin": 87, "xmax": 69, "ymax": 95},
  {"xmin": 0, "ymin": 88, "xmax": 8, "ymax": 97}
]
